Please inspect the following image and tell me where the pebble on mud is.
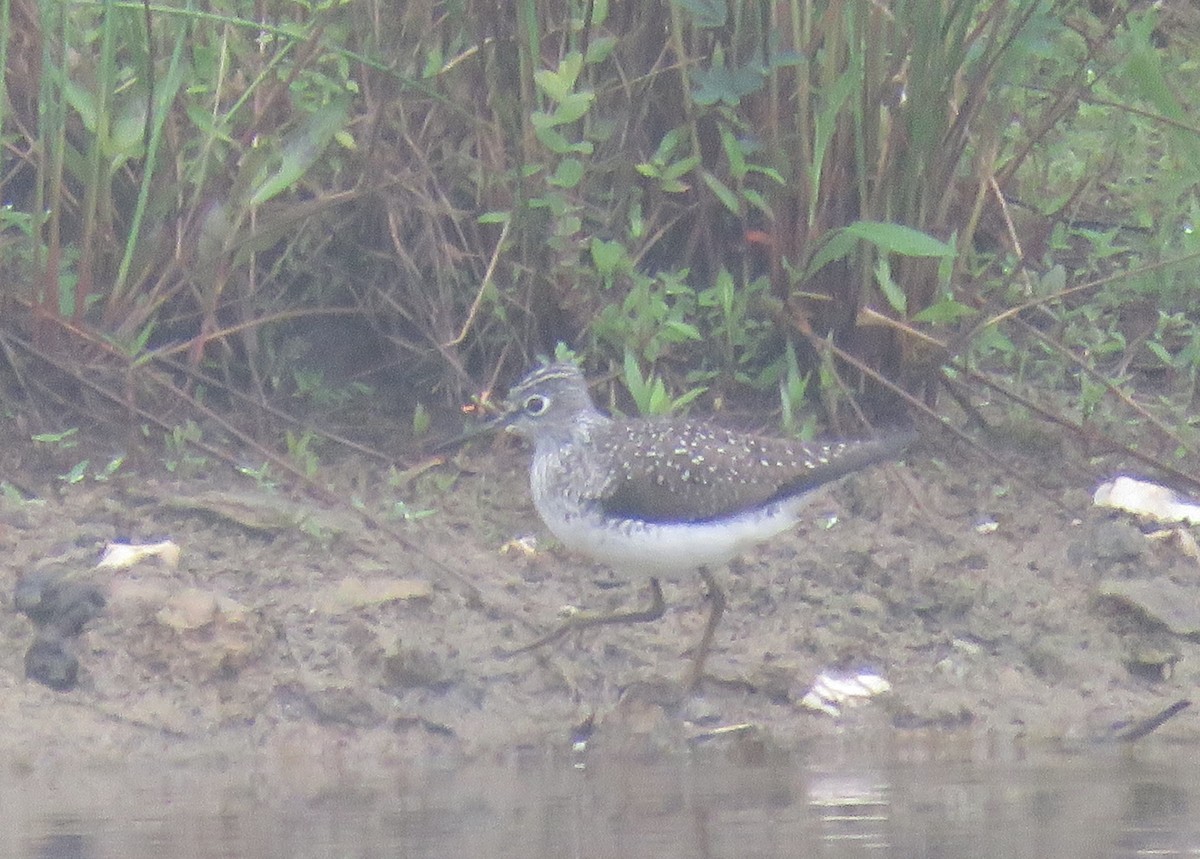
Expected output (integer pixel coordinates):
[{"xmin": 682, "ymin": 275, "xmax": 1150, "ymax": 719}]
[
  {"xmin": 382, "ymin": 645, "xmax": 453, "ymax": 690},
  {"xmin": 14, "ymin": 569, "xmax": 107, "ymax": 636},
  {"xmin": 315, "ymin": 576, "xmax": 433, "ymax": 613},
  {"xmin": 1097, "ymin": 578, "xmax": 1200, "ymax": 638},
  {"xmin": 24, "ymin": 633, "xmax": 80, "ymax": 692},
  {"xmin": 155, "ymin": 587, "xmax": 247, "ymax": 631},
  {"xmin": 13, "ymin": 570, "xmax": 106, "ymax": 692}
]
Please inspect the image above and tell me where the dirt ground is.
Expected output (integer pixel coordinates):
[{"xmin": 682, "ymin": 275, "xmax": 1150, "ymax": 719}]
[{"xmin": 2, "ymin": 406, "xmax": 1198, "ymax": 779}]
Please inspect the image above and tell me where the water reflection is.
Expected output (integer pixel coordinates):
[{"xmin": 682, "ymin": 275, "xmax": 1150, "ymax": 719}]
[{"xmin": 4, "ymin": 745, "xmax": 1200, "ymax": 858}]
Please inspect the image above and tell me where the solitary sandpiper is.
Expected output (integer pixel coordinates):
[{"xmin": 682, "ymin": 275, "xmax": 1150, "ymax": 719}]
[{"xmin": 495, "ymin": 361, "xmax": 915, "ymax": 693}]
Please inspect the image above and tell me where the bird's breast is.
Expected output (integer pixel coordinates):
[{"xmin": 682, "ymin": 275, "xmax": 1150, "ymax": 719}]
[{"xmin": 531, "ymin": 487, "xmax": 811, "ymax": 578}]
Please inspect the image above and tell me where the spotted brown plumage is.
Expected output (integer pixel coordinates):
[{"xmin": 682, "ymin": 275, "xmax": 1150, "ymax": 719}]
[{"xmin": 494, "ymin": 360, "xmax": 916, "ymax": 693}]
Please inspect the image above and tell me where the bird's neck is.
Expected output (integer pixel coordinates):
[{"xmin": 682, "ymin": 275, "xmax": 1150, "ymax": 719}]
[{"xmin": 535, "ymin": 408, "xmax": 610, "ymax": 455}]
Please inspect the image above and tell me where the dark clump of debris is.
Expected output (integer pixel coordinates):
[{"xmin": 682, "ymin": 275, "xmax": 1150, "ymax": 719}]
[{"xmin": 14, "ymin": 569, "xmax": 106, "ymax": 691}]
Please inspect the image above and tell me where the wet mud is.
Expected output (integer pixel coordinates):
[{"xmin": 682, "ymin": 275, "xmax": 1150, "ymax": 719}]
[{"xmin": 1, "ymin": 426, "xmax": 1197, "ymax": 777}]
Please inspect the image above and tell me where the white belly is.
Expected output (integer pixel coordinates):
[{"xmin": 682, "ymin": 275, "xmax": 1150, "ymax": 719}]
[{"xmin": 533, "ymin": 494, "xmax": 811, "ymax": 579}]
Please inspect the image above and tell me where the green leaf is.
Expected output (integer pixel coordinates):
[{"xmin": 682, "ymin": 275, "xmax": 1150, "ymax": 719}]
[
  {"xmin": 555, "ymin": 214, "xmax": 582, "ymax": 236},
  {"xmin": 719, "ymin": 123, "xmax": 747, "ymax": 179},
  {"xmin": 96, "ymin": 455, "xmax": 126, "ymax": 481},
  {"xmin": 711, "ymin": 268, "xmax": 735, "ymax": 317},
  {"xmin": 533, "ymin": 52, "xmax": 585, "ymax": 101},
  {"xmin": 661, "ymin": 154, "xmax": 701, "ymax": 182},
  {"xmin": 629, "ymin": 201, "xmax": 645, "ymax": 239},
  {"xmin": 1037, "ymin": 264, "xmax": 1067, "ymax": 297},
  {"xmin": 250, "ymin": 95, "xmax": 352, "ymax": 206},
  {"xmin": 59, "ymin": 460, "xmax": 90, "ymax": 485},
  {"xmin": 804, "ymin": 230, "xmax": 858, "ymax": 278},
  {"xmin": 1146, "ymin": 340, "xmax": 1173, "ymax": 366},
  {"xmin": 701, "ymin": 170, "xmax": 740, "ymax": 214},
  {"xmin": 692, "ymin": 58, "xmax": 764, "ymax": 106},
  {"xmin": 590, "ymin": 238, "xmax": 628, "ymax": 277},
  {"xmin": 585, "ymin": 35, "xmax": 618, "ymax": 65},
  {"xmin": 911, "ymin": 297, "xmax": 976, "ymax": 325},
  {"xmin": 650, "ymin": 129, "xmax": 683, "ymax": 165},
  {"xmin": 63, "ymin": 79, "xmax": 98, "ymax": 129},
  {"xmin": 671, "ymin": 385, "xmax": 708, "ymax": 411},
  {"xmin": 551, "ymin": 91, "xmax": 595, "ymax": 125},
  {"xmin": 422, "ymin": 46, "xmax": 444, "ymax": 78},
  {"xmin": 742, "ymin": 188, "xmax": 773, "ymax": 217},
  {"xmin": 809, "ymin": 69, "xmax": 857, "ymax": 214},
  {"xmin": 186, "ymin": 103, "xmax": 233, "ymax": 142},
  {"xmin": 874, "ymin": 258, "xmax": 907, "ymax": 315},
  {"xmin": 972, "ymin": 325, "xmax": 1016, "ymax": 358},
  {"xmin": 623, "ymin": 351, "xmax": 651, "ymax": 410},
  {"xmin": 663, "ymin": 319, "xmax": 703, "ymax": 341},
  {"xmin": 550, "ymin": 158, "xmax": 585, "ymax": 188},
  {"xmin": 32, "ymin": 428, "xmax": 79, "ymax": 446},
  {"xmin": 412, "ymin": 403, "xmax": 431, "ymax": 437},
  {"xmin": 647, "ymin": 379, "xmax": 670, "ymax": 414},
  {"xmin": 845, "ymin": 221, "xmax": 954, "ymax": 257},
  {"xmin": 1123, "ymin": 12, "xmax": 1184, "ymax": 122},
  {"xmin": 746, "ymin": 163, "xmax": 785, "ymax": 185},
  {"xmin": 110, "ymin": 102, "xmax": 148, "ymax": 160},
  {"xmin": 534, "ymin": 124, "xmax": 574, "ymax": 153},
  {"xmin": 533, "ymin": 70, "xmax": 569, "ymax": 103}
]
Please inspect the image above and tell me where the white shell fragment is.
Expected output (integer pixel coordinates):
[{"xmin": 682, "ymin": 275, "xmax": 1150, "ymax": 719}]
[
  {"xmin": 96, "ymin": 540, "xmax": 182, "ymax": 570},
  {"xmin": 499, "ymin": 535, "xmax": 539, "ymax": 557},
  {"xmin": 1094, "ymin": 476, "xmax": 1200, "ymax": 525},
  {"xmin": 800, "ymin": 670, "xmax": 892, "ymax": 717}
]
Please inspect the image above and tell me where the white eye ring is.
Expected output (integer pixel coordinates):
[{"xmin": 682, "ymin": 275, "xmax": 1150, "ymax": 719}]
[{"xmin": 523, "ymin": 394, "xmax": 549, "ymax": 416}]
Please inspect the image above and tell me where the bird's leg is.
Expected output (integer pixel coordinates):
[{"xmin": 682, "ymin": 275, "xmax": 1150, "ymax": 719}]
[
  {"xmin": 682, "ymin": 566, "xmax": 726, "ymax": 693},
  {"xmin": 502, "ymin": 578, "xmax": 667, "ymax": 656}
]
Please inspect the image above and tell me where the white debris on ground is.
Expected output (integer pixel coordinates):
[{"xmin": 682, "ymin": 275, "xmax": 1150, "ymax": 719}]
[
  {"xmin": 1094, "ymin": 476, "xmax": 1200, "ymax": 525},
  {"xmin": 96, "ymin": 539, "xmax": 182, "ymax": 569},
  {"xmin": 799, "ymin": 670, "xmax": 892, "ymax": 717}
]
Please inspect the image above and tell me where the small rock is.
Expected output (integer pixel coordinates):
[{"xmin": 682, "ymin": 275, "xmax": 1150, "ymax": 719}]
[
  {"xmin": 849, "ymin": 591, "xmax": 886, "ymax": 618},
  {"xmin": 1024, "ymin": 641, "xmax": 1072, "ymax": 681},
  {"xmin": 25, "ymin": 634, "xmax": 79, "ymax": 691},
  {"xmin": 107, "ymin": 579, "xmax": 173, "ymax": 610},
  {"xmin": 1124, "ymin": 644, "xmax": 1181, "ymax": 681},
  {"xmin": 383, "ymin": 646, "xmax": 452, "ymax": 690},
  {"xmin": 303, "ymin": 686, "xmax": 387, "ymax": 728},
  {"xmin": 1097, "ymin": 578, "xmax": 1200, "ymax": 637},
  {"xmin": 315, "ymin": 577, "xmax": 433, "ymax": 613},
  {"xmin": 154, "ymin": 588, "xmax": 249, "ymax": 631},
  {"xmin": 1088, "ymin": 521, "xmax": 1148, "ymax": 565},
  {"xmin": 746, "ymin": 663, "xmax": 796, "ymax": 703},
  {"xmin": 14, "ymin": 570, "xmax": 106, "ymax": 636},
  {"xmin": 157, "ymin": 588, "xmax": 220, "ymax": 630}
]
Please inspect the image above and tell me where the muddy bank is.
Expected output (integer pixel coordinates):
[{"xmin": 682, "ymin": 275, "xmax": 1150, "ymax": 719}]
[{"xmin": 1, "ymin": 429, "xmax": 1197, "ymax": 775}]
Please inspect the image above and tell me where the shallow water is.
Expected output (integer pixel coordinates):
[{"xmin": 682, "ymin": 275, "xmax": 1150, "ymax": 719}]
[{"xmin": 7, "ymin": 744, "xmax": 1199, "ymax": 858}]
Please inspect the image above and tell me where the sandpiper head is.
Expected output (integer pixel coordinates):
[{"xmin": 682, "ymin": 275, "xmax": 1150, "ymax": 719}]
[{"xmin": 494, "ymin": 361, "xmax": 599, "ymax": 443}]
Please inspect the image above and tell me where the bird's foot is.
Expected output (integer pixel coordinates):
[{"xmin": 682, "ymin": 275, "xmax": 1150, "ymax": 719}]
[{"xmin": 499, "ymin": 579, "xmax": 667, "ymax": 658}]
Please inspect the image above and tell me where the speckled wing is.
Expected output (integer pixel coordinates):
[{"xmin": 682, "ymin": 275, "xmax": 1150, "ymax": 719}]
[{"xmin": 588, "ymin": 421, "xmax": 916, "ymax": 524}]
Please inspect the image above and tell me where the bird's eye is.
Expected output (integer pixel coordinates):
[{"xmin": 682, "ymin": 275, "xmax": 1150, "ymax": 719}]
[{"xmin": 523, "ymin": 394, "xmax": 549, "ymax": 416}]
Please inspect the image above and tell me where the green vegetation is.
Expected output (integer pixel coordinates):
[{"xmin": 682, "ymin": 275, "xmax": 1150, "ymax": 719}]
[{"xmin": 1, "ymin": 0, "xmax": 1198, "ymax": 480}]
